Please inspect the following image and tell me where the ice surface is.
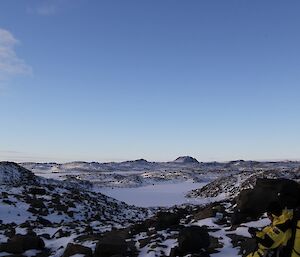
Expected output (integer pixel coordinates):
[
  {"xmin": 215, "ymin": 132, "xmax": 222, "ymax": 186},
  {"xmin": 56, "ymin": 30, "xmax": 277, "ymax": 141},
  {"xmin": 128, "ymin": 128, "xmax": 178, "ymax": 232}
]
[{"xmin": 96, "ymin": 181, "xmax": 207, "ymax": 207}]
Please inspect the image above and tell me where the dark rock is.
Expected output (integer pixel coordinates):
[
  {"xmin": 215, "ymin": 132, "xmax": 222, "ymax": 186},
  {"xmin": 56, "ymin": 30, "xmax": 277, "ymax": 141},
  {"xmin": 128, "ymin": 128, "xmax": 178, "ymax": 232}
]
[
  {"xmin": 227, "ymin": 234, "xmax": 257, "ymax": 256},
  {"xmin": 193, "ymin": 203, "xmax": 225, "ymax": 221},
  {"xmin": 4, "ymin": 228, "xmax": 16, "ymax": 238},
  {"xmin": 130, "ymin": 219, "xmax": 154, "ymax": 234},
  {"xmin": 94, "ymin": 234, "xmax": 127, "ymax": 257},
  {"xmin": 207, "ymin": 236, "xmax": 222, "ymax": 253},
  {"xmin": 1, "ymin": 192, "xmax": 8, "ymax": 198},
  {"xmin": 138, "ymin": 237, "xmax": 152, "ymax": 248},
  {"xmin": 169, "ymin": 246, "xmax": 209, "ymax": 257},
  {"xmin": 19, "ymin": 221, "xmax": 31, "ymax": 229},
  {"xmin": 2, "ymin": 199, "xmax": 15, "ymax": 205},
  {"xmin": 29, "ymin": 198, "xmax": 46, "ymax": 209},
  {"xmin": 28, "ymin": 187, "xmax": 46, "ymax": 195},
  {"xmin": 177, "ymin": 226, "xmax": 210, "ymax": 255},
  {"xmin": 233, "ymin": 178, "xmax": 300, "ymax": 224},
  {"xmin": 51, "ymin": 194, "xmax": 61, "ymax": 204},
  {"xmin": 52, "ymin": 229, "xmax": 71, "ymax": 239},
  {"xmin": 67, "ymin": 201, "xmax": 76, "ymax": 208},
  {"xmin": 40, "ymin": 234, "xmax": 51, "ymax": 240},
  {"xmin": 55, "ymin": 204, "xmax": 68, "ymax": 213},
  {"xmin": 155, "ymin": 212, "xmax": 181, "ymax": 230},
  {"xmin": 36, "ymin": 217, "xmax": 53, "ymax": 227},
  {"xmin": 27, "ymin": 207, "xmax": 49, "ymax": 216},
  {"xmin": 0, "ymin": 234, "xmax": 45, "ymax": 254},
  {"xmin": 62, "ymin": 243, "xmax": 93, "ymax": 257}
]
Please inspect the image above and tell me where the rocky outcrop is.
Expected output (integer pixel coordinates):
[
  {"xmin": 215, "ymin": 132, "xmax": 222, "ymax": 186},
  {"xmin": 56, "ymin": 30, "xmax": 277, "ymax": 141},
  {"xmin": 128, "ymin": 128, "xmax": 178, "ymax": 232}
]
[
  {"xmin": 94, "ymin": 234, "xmax": 128, "ymax": 257},
  {"xmin": 0, "ymin": 233, "xmax": 45, "ymax": 254},
  {"xmin": 155, "ymin": 211, "xmax": 181, "ymax": 230},
  {"xmin": 232, "ymin": 178, "xmax": 300, "ymax": 224},
  {"xmin": 63, "ymin": 243, "xmax": 93, "ymax": 257},
  {"xmin": 177, "ymin": 226, "xmax": 210, "ymax": 254}
]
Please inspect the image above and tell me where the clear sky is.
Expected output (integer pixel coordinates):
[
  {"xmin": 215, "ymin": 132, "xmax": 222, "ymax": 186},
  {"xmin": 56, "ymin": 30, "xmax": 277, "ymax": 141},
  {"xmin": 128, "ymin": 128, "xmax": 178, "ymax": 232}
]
[{"xmin": 0, "ymin": 0, "xmax": 300, "ymax": 163}]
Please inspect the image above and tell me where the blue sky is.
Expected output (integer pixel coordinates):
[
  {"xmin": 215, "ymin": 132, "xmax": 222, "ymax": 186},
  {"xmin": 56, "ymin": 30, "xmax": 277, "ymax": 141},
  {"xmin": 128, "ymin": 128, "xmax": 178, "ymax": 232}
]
[{"xmin": 0, "ymin": 0, "xmax": 300, "ymax": 162}]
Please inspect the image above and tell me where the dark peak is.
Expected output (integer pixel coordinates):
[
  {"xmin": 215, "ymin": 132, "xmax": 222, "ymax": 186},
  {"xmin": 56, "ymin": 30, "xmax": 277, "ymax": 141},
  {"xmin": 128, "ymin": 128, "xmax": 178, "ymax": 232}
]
[
  {"xmin": 124, "ymin": 159, "xmax": 149, "ymax": 164},
  {"xmin": 173, "ymin": 156, "xmax": 199, "ymax": 164},
  {"xmin": 135, "ymin": 158, "xmax": 148, "ymax": 163}
]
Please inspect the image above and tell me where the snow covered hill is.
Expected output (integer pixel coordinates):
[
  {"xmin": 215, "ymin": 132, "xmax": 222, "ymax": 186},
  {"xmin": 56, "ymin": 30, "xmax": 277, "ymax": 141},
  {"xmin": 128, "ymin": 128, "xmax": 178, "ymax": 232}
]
[
  {"xmin": 187, "ymin": 168, "xmax": 300, "ymax": 199},
  {"xmin": 0, "ymin": 161, "xmax": 36, "ymax": 185},
  {"xmin": 0, "ymin": 162, "xmax": 151, "ymax": 257},
  {"xmin": 21, "ymin": 159, "xmax": 300, "ymax": 190},
  {"xmin": 2, "ymin": 160, "xmax": 300, "ymax": 257}
]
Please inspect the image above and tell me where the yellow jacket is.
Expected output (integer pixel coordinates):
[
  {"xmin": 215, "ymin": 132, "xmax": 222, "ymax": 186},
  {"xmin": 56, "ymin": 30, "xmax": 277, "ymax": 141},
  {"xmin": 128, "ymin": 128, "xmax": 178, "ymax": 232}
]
[
  {"xmin": 247, "ymin": 209, "xmax": 293, "ymax": 257},
  {"xmin": 257, "ymin": 209, "xmax": 293, "ymax": 249}
]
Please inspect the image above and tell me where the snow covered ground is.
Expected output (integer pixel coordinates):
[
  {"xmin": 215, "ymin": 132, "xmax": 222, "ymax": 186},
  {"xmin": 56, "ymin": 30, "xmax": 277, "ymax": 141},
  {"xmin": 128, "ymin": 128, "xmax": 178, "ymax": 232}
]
[
  {"xmin": 96, "ymin": 181, "xmax": 208, "ymax": 207},
  {"xmin": 1, "ymin": 160, "xmax": 299, "ymax": 257}
]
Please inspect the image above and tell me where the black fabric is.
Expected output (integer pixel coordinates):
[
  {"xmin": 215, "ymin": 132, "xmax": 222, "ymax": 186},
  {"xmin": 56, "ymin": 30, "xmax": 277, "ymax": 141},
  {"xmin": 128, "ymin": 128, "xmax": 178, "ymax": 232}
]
[
  {"xmin": 256, "ymin": 234, "xmax": 274, "ymax": 248},
  {"xmin": 275, "ymin": 220, "xmax": 292, "ymax": 232}
]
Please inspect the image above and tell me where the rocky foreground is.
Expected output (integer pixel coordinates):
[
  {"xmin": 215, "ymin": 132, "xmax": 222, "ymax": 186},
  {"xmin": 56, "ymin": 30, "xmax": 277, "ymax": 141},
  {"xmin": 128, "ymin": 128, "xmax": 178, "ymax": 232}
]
[{"xmin": 1, "ymin": 161, "xmax": 300, "ymax": 257}]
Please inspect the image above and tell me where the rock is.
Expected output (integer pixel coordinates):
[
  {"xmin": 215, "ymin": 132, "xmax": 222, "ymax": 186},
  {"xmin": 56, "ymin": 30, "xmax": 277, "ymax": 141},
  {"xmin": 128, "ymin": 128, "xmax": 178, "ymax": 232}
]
[
  {"xmin": 130, "ymin": 219, "xmax": 154, "ymax": 234},
  {"xmin": 4, "ymin": 228, "xmax": 16, "ymax": 238},
  {"xmin": 55, "ymin": 204, "xmax": 68, "ymax": 213},
  {"xmin": 193, "ymin": 203, "xmax": 225, "ymax": 221},
  {"xmin": 227, "ymin": 234, "xmax": 257, "ymax": 256},
  {"xmin": 94, "ymin": 234, "xmax": 127, "ymax": 257},
  {"xmin": 177, "ymin": 226, "xmax": 210, "ymax": 255},
  {"xmin": 62, "ymin": 243, "xmax": 93, "ymax": 257},
  {"xmin": 138, "ymin": 237, "xmax": 152, "ymax": 248},
  {"xmin": 52, "ymin": 229, "xmax": 71, "ymax": 239},
  {"xmin": 206, "ymin": 235, "xmax": 223, "ymax": 254},
  {"xmin": 40, "ymin": 234, "xmax": 51, "ymax": 240},
  {"xmin": 1, "ymin": 192, "xmax": 8, "ymax": 198},
  {"xmin": 28, "ymin": 187, "xmax": 46, "ymax": 195},
  {"xmin": 36, "ymin": 217, "xmax": 53, "ymax": 227},
  {"xmin": 169, "ymin": 246, "xmax": 209, "ymax": 257},
  {"xmin": 233, "ymin": 178, "xmax": 300, "ymax": 224},
  {"xmin": 67, "ymin": 201, "xmax": 76, "ymax": 208},
  {"xmin": 0, "ymin": 234, "xmax": 45, "ymax": 254},
  {"xmin": 2, "ymin": 199, "xmax": 14, "ymax": 205},
  {"xmin": 155, "ymin": 212, "xmax": 181, "ymax": 230},
  {"xmin": 29, "ymin": 198, "xmax": 46, "ymax": 209}
]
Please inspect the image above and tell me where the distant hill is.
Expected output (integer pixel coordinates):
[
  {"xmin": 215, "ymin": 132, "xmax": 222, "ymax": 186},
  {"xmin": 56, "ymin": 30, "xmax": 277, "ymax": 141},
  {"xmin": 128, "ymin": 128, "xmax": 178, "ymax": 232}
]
[
  {"xmin": 0, "ymin": 161, "xmax": 36, "ymax": 185},
  {"xmin": 122, "ymin": 158, "xmax": 149, "ymax": 164},
  {"xmin": 173, "ymin": 156, "xmax": 199, "ymax": 164}
]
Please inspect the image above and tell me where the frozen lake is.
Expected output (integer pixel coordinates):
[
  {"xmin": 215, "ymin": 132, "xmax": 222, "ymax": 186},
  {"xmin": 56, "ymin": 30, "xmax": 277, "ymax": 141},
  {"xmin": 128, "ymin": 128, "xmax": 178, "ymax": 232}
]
[{"xmin": 97, "ymin": 181, "xmax": 208, "ymax": 207}]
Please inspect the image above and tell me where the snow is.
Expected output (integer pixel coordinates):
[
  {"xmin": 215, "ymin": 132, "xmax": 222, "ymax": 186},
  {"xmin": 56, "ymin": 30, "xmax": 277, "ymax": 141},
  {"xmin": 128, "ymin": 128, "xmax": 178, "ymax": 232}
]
[
  {"xmin": 136, "ymin": 230, "xmax": 178, "ymax": 257},
  {"xmin": 44, "ymin": 234, "xmax": 78, "ymax": 257},
  {"xmin": 96, "ymin": 181, "xmax": 207, "ymax": 207},
  {"xmin": 194, "ymin": 217, "xmax": 240, "ymax": 257},
  {"xmin": 241, "ymin": 217, "xmax": 270, "ymax": 228},
  {"xmin": 0, "ymin": 201, "xmax": 32, "ymax": 224}
]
